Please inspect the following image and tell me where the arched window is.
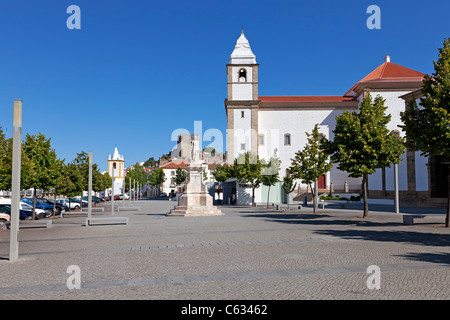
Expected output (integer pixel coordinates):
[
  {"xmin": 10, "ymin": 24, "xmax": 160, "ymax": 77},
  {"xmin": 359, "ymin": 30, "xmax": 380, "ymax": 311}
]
[{"xmin": 238, "ymin": 69, "xmax": 247, "ymax": 82}]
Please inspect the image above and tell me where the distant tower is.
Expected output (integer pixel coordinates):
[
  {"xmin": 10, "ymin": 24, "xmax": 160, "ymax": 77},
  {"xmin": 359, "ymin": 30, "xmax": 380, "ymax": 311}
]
[{"xmin": 108, "ymin": 146, "xmax": 125, "ymax": 195}]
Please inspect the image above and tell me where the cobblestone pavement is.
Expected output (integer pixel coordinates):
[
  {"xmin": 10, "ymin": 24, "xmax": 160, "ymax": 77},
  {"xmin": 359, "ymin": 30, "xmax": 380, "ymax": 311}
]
[{"xmin": 0, "ymin": 199, "xmax": 448, "ymax": 300}]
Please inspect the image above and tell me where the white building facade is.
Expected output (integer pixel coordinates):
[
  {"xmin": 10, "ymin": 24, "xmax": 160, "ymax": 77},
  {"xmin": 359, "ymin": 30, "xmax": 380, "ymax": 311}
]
[{"xmin": 225, "ymin": 31, "xmax": 443, "ymax": 206}]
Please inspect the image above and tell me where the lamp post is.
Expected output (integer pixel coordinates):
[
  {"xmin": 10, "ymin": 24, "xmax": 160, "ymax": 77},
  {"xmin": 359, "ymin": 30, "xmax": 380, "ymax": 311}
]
[
  {"xmin": 393, "ymin": 131, "xmax": 400, "ymax": 214},
  {"xmin": 394, "ymin": 163, "xmax": 399, "ymax": 214},
  {"xmin": 9, "ymin": 99, "xmax": 22, "ymax": 262},
  {"xmin": 88, "ymin": 151, "xmax": 92, "ymax": 221},
  {"xmin": 111, "ymin": 175, "xmax": 115, "ymax": 215}
]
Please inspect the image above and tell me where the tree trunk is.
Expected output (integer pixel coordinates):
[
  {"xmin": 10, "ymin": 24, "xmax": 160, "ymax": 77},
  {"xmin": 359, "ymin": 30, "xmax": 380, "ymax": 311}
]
[
  {"xmin": 309, "ymin": 183, "xmax": 316, "ymax": 213},
  {"xmin": 53, "ymin": 193, "xmax": 56, "ymax": 218},
  {"xmin": 252, "ymin": 187, "xmax": 255, "ymax": 207},
  {"xmin": 446, "ymin": 171, "xmax": 450, "ymax": 228},
  {"xmin": 314, "ymin": 179, "xmax": 318, "ymax": 213},
  {"xmin": 287, "ymin": 191, "xmax": 290, "ymax": 210},
  {"xmin": 267, "ymin": 186, "xmax": 271, "ymax": 209},
  {"xmin": 362, "ymin": 174, "xmax": 369, "ymax": 218},
  {"xmin": 32, "ymin": 187, "xmax": 36, "ymax": 220}
]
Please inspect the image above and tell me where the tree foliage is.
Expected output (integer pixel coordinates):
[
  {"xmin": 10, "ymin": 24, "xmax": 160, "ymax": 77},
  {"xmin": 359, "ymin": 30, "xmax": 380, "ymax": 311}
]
[
  {"xmin": 290, "ymin": 124, "xmax": 333, "ymax": 212},
  {"xmin": 261, "ymin": 150, "xmax": 281, "ymax": 208},
  {"xmin": 175, "ymin": 168, "xmax": 187, "ymax": 186},
  {"xmin": 212, "ymin": 164, "xmax": 233, "ymax": 182},
  {"xmin": 233, "ymin": 152, "xmax": 263, "ymax": 206},
  {"xmin": 282, "ymin": 175, "xmax": 297, "ymax": 209},
  {"xmin": 400, "ymin": 37, "xmax": 450, "ymax": 227},
  {"xmin": 322, "ymin": 92, "xmax": 404, "ymax": 217},
  {"xmin": 148, "ymin": 167, "xmax": 165, "ymax": 188}
]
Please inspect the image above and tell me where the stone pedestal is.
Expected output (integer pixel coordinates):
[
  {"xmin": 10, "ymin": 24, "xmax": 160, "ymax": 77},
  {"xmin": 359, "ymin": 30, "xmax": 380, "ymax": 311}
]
[{"xmin": 167, "ymin": 162, "xmax": 223, "ymax": 217}]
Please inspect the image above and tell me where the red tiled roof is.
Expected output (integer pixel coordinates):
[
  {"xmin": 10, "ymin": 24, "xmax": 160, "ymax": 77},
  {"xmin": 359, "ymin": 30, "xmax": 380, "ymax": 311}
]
[
  {"xmin": 159, "ymin": 159, "xmax": 189, "ymax": 169},
  {"xmin": 346, "ymin": 62, "xmax": 426, "ymax": 95},
  {"xmin": 259, "ymin": 96, "xmax": 356, "ymax": 102},
  {"xmin": 359, "ymin": 62, "xmax": 425, "ymax": 82}
]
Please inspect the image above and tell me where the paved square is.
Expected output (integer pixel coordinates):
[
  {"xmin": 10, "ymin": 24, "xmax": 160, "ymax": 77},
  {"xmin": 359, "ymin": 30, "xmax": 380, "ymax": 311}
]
[{"xmin": 0, "ymin": 200, "xmax": 448, "ymax": 300}]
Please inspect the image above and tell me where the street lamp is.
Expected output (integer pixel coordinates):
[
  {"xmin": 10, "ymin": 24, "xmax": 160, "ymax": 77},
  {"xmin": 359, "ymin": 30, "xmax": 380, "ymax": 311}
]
[
  {"xmin": 393, "ymin": 131, "xmax": 400, "ymax": 214},
  {"xmin": 88, "ymin": 151, "xmax": 92, "ymax": 221},
  {"xmin": 9, "ymin": 100, "xmax": 22, "ymax": 262}
]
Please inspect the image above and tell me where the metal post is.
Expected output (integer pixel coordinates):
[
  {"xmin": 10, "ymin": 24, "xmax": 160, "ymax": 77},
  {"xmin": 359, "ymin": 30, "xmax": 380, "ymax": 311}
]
[
  {"xmin": 111, "ymin": 175, "xmax": 115, "ymax": 215},
  {"xmin": 88, "ymin": 151, "xmax": 92, "ymax": 221},
  {"xmin": 123, "ymin": 179, "xmax": 125, "ymax": 206},
  {"xmin": 9, "ymin": 99, "xmax": 22, "ymax": 262},
  {"xmin": 394, "ymin": 163, "xmax": 399, "ymax": 214}
]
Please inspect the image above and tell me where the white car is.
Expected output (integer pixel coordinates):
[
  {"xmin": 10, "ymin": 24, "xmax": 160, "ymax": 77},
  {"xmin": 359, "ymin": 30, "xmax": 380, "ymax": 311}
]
[
  {"xmin": 56, "ymin": 198, "xmax": 82, "ymax": 210},
  {"xmin": 0, "ymin": 199, "xmax": 47, "ymax": 220}
]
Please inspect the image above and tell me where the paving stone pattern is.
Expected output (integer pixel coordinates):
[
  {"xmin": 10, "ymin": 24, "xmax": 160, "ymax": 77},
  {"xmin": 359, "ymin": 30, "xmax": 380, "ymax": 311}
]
[{"xmin": 0, "ymin": 200, "xmax": 448, "ymax": 300}]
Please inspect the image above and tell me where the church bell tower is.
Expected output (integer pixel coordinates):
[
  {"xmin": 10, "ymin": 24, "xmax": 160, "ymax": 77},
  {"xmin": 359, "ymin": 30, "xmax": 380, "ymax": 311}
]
[{"xmin": 225, "ymin": 30, "xmax": 260, "ymax": 163}]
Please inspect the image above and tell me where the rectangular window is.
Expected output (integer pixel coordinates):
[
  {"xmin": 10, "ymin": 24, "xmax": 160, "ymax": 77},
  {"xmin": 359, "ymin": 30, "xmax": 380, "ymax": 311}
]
[
  {"xmin": 241, "ymin": 111, "xmax": 245, "ymax": 118},
  {"xmin": 258, "ymin": 134, "xmax": 264, "ymax": 146},
  {"xmin": 240, "ymin": 143, "xmax": 246, "ymax": 150},
  {"xmin": 284, "ymin": 134, "xmax": 291, "ymax": 146}
]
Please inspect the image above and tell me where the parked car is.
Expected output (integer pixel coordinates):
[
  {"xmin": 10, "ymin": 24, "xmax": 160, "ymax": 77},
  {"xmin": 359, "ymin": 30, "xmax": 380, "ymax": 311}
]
[
  {"xmin": 82, "ymin": 196, "xmax": 104, "ymax": 204},
  {"xmin": 0, "ymin": 203, "xmax": 32, "ymax": 221},
  {"xmin": 70, "ymin": 197, "xmax": 87, "ymax": 207},
  {"xmin": 0, "ymin": 212, "xmax": 9, "ymax": 231},
  {"xmin": 0, "ymin": 199, "xmax": 44, "ymax": 219},
  {"xmin": 160, "ymin": 192, "xmax": 167, "ymax": 197},
  {"xmin": 56, "ymin": 198, "xmax": 81, "ymax": 210},
  {"xmin": 21, "ymin": 197, "xmax": 67, "ymax": 216}
]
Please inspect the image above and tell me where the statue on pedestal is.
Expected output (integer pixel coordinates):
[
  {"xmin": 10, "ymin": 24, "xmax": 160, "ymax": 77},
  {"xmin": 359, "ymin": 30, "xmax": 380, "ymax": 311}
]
[{"xmin": 191, "ymin": 136, "xmax": 200, "ymax": 163}]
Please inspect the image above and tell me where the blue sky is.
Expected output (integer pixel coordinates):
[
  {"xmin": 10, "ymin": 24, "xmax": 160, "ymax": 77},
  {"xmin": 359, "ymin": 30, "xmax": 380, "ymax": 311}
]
[{"xmin": 0, "ymin": 0, "xmax": 448, "ymax": 171}]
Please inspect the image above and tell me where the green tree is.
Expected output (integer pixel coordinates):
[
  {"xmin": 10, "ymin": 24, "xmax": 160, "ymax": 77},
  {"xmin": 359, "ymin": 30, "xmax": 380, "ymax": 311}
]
[
  {"xmin": 72, "ymin": 151, "xmax": 91, "ymax": 202},
  {"xmin": 100, "ymin": 172, "xmax": 112, "ymax": 194},
  {"xmin": 400, "ymin": 38, "xmax": 450, "ymax": 227},
  {"xmin": 175, "ymin": 168, "xmax": 187, "ymax": 186},
  {"xmin": 282, "ymin": 174, "xmax": 297, "ymax": 210},
  {"xmin": 125, "ymin": 163, "xmax": 148, "ymax": 197},
  {"xmin": 322, "ymin": 93, "xmax": 404, "ymax": 218},
  {"xmin": 148, "ymin": 167, "xmax": 165, "ymax": 193},
  {"xmin": 212, "ymin": 164, "xmax": 233, "ymax": 182},
  {"xmin": 261, "ymin": 150, "xmax": 281, "ymax": 208},
  {"xmin": 233, "ymin": 152, "xmax": 263, "ymax": 207},
  {"xmin": 22, "ymin": 133, "xmax": 60, "ymax": 219},
  {"xmin": 143, "ymin": 156, "xmax": 157, "ymax": 168},
  {"xmin": 290, "ymin": 124, "xmax": 333, "ymax": 213}
]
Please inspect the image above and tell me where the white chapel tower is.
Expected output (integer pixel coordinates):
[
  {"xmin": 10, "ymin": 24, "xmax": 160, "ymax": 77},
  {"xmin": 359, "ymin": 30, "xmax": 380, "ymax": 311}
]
[
  {"xmin": 225, "ymin": 30, "xmax": 259, "ymax": 163},
  {"xmin": 108, "ymin": 146, "xmax": 125, "ymax": 195}
]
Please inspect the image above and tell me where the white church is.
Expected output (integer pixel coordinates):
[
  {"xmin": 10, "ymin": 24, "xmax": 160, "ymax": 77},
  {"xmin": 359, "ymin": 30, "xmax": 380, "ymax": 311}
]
[
  {"xmin": 225, "ymin": 31, "xmax": 447, "ymax": 207},
  {"xmin": 107, "ymin": 146, "xmax": 125, "ymax": 196}
]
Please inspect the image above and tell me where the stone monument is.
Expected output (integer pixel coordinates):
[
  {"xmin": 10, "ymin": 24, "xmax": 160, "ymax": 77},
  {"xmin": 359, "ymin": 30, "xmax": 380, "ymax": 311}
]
[{"xmin": 167, "ymin": 136, "xmax": 223, "ymax": 217}]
